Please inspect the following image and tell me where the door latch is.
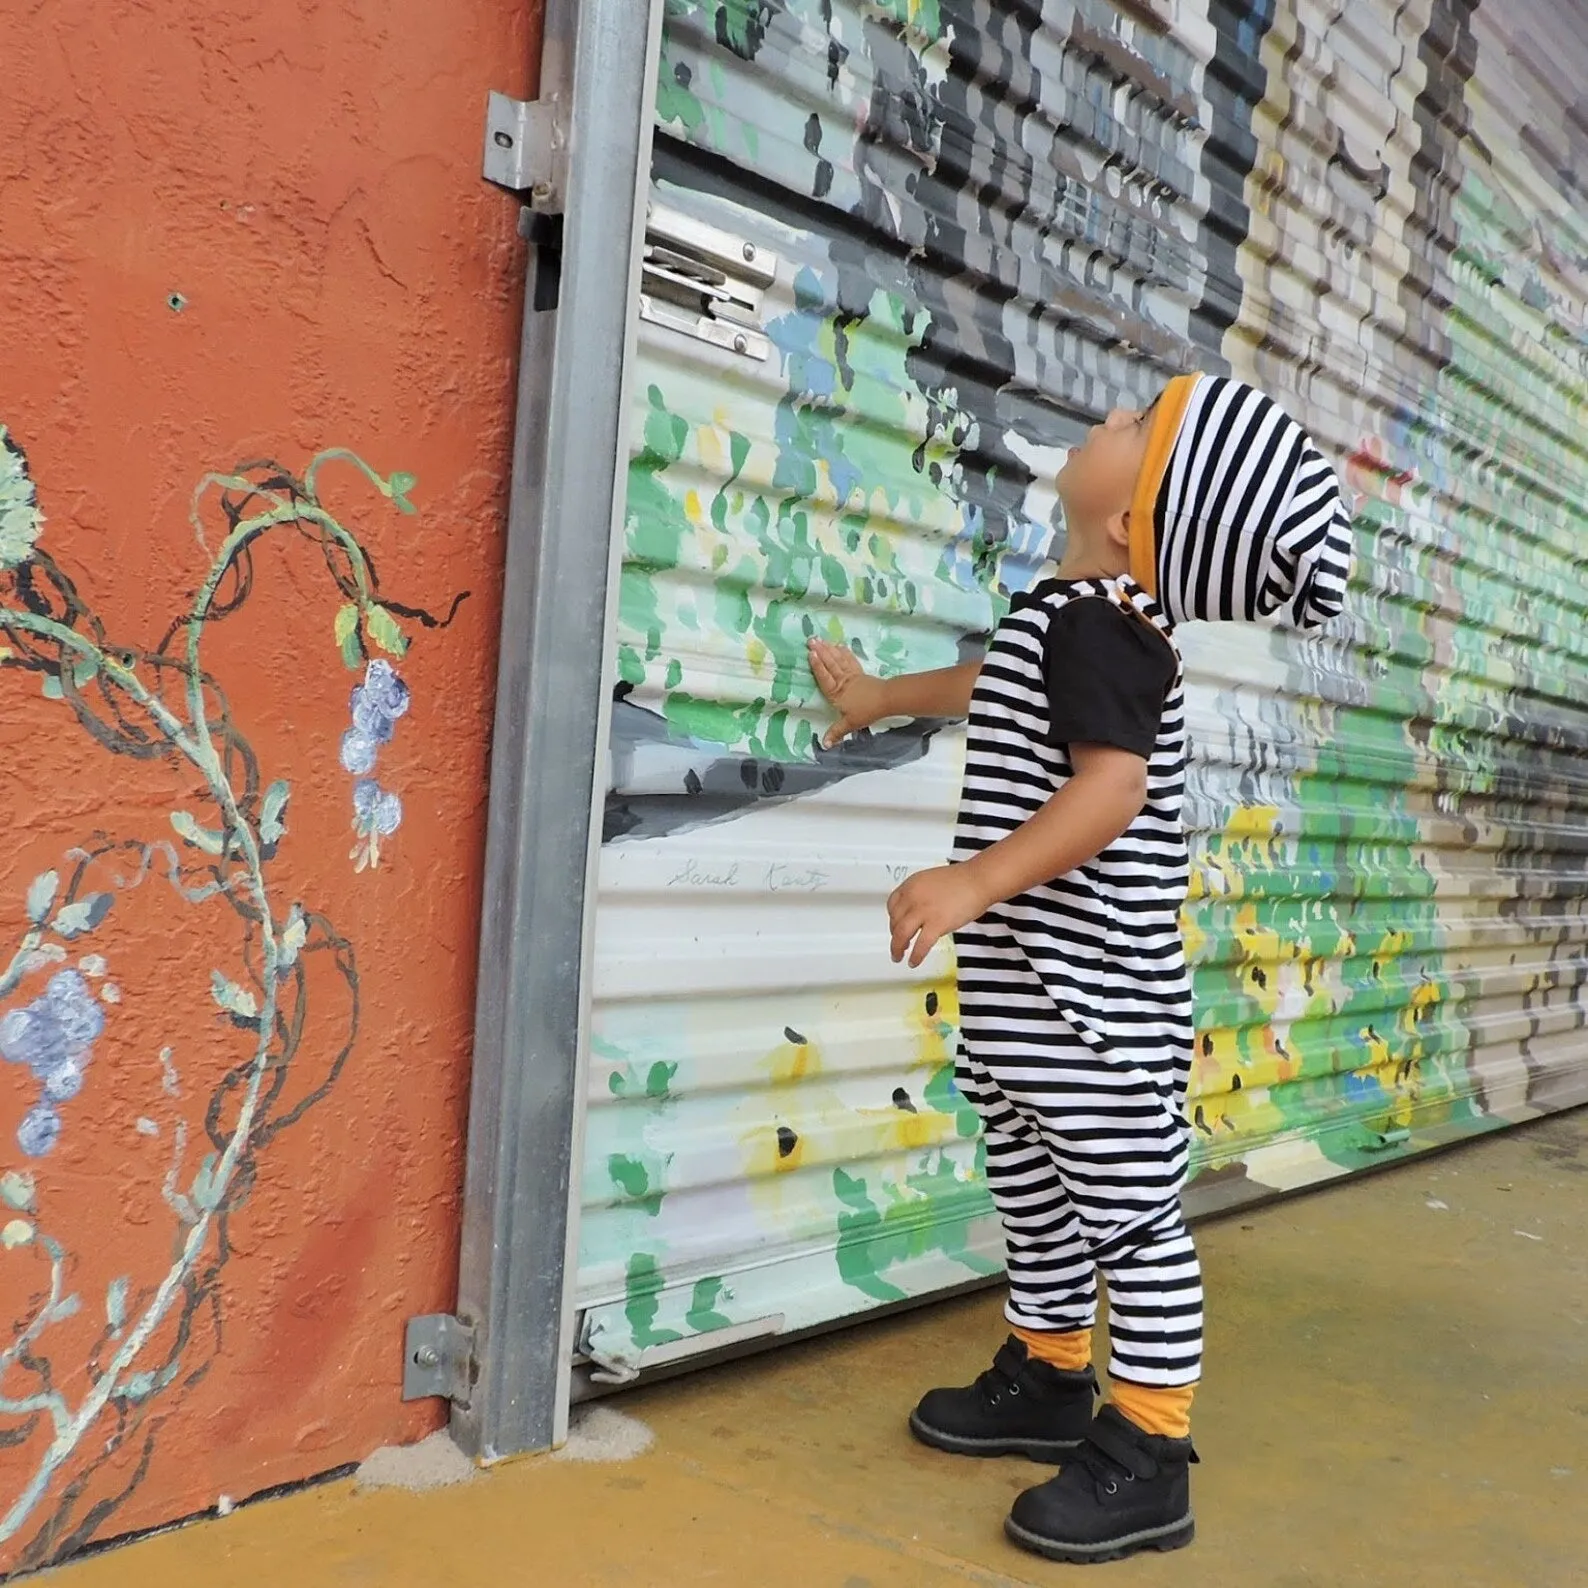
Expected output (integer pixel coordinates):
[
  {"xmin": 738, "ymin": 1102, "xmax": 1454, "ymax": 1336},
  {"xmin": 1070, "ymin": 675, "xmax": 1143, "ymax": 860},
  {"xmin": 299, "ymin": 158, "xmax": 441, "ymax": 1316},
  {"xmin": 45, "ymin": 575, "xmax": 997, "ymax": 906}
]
[{"xmin": 640, "ymin": 206, "xmax": 777, "ymax": 362}]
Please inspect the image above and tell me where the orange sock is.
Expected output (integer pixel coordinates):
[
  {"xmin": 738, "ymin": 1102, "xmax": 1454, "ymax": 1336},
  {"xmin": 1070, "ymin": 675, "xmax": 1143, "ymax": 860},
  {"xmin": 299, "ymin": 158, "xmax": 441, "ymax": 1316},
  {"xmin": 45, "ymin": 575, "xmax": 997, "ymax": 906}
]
[
  {"xmin": 1012, "ymin": 1325, "xmax": 1093, "ymax": 1373},
  {"xmin": 1109, "ymin": 1380, "xmax": 1195, "ymax": 1440}
]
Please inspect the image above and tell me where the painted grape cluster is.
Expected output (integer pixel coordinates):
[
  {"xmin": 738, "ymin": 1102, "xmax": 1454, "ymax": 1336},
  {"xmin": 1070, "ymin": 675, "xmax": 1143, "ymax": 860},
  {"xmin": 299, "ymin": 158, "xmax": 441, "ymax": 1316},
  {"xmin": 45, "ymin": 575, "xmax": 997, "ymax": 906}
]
[
  {"xmin": 340, "ymin": 658, "xmax": 410, "ymax": 870},
  {"xmin": 1, "ymin": 970, "xmax": 107, "ymax": 1156}
]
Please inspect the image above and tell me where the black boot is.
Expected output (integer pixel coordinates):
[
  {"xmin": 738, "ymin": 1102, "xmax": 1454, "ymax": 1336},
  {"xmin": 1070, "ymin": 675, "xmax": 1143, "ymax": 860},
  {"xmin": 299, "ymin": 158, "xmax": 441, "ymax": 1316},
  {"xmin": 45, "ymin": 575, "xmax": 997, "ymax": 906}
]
[
  {"xmin": 909, "ymin": 1336, "xmax": 1097, "ymax": 1462},
  {"xmin": 1004, "ymin": 1404, "xmax": 1196, "ymax": 1563}
]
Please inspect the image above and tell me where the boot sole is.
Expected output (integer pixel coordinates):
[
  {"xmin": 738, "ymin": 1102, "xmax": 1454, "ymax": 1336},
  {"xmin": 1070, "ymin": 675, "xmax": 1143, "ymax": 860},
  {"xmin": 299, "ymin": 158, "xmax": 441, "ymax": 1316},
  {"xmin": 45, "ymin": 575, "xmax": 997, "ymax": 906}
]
[
  {"xmin": 908, "ymin": 1411, "xmax": 1081, "ymax": 1464},
  {"xmin": 1004, "ymin": 1513, "xmax": 1195, "ymax": 1564}
]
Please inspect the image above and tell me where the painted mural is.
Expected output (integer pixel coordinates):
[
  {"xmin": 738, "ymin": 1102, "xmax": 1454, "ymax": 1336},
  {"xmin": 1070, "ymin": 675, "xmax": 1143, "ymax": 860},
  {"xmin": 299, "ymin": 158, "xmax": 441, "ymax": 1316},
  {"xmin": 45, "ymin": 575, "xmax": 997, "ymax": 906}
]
[
  {"xmin": 3, "ymin": 0, "xmax": 527, "ymax": 1564},
  {"xmin": 578, "ymin": 0, "xmax": 1588, "ymax": 1373},
  {"xmin": 0, "ymin": 440, "xmax": 456, "ymax": 1567}
]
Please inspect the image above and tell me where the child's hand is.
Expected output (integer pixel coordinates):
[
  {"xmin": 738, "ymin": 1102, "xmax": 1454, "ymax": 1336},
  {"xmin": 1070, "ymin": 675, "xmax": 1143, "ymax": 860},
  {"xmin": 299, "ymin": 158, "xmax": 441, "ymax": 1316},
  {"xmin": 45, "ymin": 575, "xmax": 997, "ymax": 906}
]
[
  {"xmin": 808, "ymin": 638, "xmax": 889, "ymax": 748},
  {"xmin": 887, "ymin": 864, "xmax": 991, "ymax": 969}
]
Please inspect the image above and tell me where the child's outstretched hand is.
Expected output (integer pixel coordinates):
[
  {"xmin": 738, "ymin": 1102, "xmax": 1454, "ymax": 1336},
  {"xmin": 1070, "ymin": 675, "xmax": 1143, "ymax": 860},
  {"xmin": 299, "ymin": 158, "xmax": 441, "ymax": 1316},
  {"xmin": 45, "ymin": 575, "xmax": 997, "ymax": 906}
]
[
  {"xmin": 808, "ymin": 637, "xmax": 889, "ymax": 749},
  {"xmin": 887, "ymin": 864, "xmax": 991, "ymax": 969}
]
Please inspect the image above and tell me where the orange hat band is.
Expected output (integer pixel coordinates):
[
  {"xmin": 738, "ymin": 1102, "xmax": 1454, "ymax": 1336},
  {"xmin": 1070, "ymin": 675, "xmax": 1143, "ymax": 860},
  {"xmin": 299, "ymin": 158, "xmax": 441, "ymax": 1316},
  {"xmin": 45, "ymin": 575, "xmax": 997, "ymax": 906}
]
[{"xmin": 1128, "ymin": 373, "xmax": 1199, "ymax": 598}]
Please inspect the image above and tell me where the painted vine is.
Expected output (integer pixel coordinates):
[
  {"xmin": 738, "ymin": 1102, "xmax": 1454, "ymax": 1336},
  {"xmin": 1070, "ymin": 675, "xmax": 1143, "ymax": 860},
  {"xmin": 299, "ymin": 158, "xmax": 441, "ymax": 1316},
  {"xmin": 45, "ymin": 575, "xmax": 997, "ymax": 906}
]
[{"xmin": 0, "ymin": 427, "xmax": 458, "ymax": 1567}]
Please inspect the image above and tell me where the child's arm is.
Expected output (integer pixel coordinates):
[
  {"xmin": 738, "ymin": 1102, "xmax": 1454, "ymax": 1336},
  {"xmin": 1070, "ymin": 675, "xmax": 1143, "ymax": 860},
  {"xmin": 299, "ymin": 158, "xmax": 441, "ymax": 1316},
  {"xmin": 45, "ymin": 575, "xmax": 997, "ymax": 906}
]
[
  {"xmin": 808, "ymin": 637, "xmax": 979, "ymax": 749},
  {"xmin": 887, "ymin": 743, "xmax": 1148, "ymax": 968}
]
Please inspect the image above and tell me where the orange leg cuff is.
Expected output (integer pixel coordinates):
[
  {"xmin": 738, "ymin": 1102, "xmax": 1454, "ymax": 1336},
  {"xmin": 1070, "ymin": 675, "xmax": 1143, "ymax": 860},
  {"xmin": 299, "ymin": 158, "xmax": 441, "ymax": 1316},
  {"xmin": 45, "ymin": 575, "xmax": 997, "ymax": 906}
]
[
  {"xmin": 1012, "ymin": 1325, "xmax": 1094, "ymax": 1373},
  {"xmin": 1109, "ymin": 1380, "xmax": 1196, "ymax": 1440}
]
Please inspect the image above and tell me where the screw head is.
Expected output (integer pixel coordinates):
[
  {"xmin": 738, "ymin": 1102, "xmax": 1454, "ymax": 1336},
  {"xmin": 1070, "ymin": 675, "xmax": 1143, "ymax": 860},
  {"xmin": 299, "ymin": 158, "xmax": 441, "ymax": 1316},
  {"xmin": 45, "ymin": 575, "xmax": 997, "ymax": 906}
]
[
  {"xmin": 415, "ymin": 1345, "xmax": 441, "ymax": 1369},
  {"xmin": 741, "ymin": 243, "xmax": 756, "ymax": 262},
  {"xmin": 733, "ymin": 333, "xmax": 749, "ymax": 354}
]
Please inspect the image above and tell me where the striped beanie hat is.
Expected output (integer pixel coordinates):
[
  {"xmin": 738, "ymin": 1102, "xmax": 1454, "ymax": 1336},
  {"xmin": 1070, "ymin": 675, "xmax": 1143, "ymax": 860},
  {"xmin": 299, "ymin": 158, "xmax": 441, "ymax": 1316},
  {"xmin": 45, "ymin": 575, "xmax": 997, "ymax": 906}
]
[{"xmin": 1127, "ymin": 374, "xmax": 1353, "ymax": 630}]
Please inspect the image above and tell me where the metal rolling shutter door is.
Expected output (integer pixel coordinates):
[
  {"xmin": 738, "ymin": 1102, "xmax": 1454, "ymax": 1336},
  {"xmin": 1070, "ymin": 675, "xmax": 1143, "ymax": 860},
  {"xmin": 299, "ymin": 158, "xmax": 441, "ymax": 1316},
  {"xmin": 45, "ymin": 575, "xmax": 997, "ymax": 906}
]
[{"xmin": 573, "ymin": 0, "xmax": 1588, "ymax": 1382}]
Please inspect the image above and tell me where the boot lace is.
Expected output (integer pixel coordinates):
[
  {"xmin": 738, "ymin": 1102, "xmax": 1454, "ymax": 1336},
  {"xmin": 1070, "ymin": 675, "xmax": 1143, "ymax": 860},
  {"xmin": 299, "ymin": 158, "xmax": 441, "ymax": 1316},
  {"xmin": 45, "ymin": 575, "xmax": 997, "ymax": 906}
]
[
  {"xmin": 973, "ymin": 1340, "xmax": 1030, "ymax": 1406},
  {"xmin": 1063, "ymin": 1416, "xmax": 1162, "ymax": 1500}
]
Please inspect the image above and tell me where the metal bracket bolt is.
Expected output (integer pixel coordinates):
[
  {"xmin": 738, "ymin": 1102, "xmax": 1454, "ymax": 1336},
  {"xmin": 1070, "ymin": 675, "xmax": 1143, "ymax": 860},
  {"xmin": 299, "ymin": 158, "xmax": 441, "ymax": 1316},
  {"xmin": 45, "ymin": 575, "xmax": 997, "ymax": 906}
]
[
  {"xmin": 402, "ymin": 1313, "xmax": 477, "ymax": 1407},
  {"xmin": 483, "ymin": 91, "xmax": 567, "ymax": 212}
]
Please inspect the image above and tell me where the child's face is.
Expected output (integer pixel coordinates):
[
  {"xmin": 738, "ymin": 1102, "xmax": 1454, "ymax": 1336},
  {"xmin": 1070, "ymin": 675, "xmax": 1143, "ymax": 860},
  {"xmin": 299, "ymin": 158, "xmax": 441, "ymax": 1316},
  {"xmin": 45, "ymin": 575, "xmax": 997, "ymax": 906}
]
[{"xmin": 1057, "ymin": 399, "xmax": 1158, "ymax": 533}]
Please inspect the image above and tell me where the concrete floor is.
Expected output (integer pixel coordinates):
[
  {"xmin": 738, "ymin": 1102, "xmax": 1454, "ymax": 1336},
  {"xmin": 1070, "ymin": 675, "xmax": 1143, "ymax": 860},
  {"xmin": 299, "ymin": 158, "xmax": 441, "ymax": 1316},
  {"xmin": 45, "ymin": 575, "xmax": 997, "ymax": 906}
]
[{"xmin": 49, "ymin": 1109, "xmax": 1588, "ymax": 1588}]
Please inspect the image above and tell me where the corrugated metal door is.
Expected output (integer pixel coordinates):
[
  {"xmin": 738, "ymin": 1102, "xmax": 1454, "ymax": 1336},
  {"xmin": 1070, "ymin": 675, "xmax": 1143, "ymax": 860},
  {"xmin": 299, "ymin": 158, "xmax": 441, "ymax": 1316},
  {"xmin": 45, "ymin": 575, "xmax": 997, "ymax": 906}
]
[{"xmin": 574, "ymin": 0, "xmax": 1588, "ymax": 1380}]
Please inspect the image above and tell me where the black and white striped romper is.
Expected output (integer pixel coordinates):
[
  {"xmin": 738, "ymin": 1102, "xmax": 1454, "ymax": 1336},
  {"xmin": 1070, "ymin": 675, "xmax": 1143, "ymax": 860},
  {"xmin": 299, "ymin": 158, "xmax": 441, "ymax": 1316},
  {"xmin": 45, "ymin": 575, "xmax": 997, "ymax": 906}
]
[{"xmin": 952, "ymin": 574, "xmax": 1203, "ymax": 1390}]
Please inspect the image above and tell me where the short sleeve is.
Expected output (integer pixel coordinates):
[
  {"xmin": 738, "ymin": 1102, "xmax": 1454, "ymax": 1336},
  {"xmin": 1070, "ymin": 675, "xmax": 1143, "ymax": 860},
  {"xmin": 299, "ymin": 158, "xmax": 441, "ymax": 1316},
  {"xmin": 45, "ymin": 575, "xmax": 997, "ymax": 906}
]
[{"xmin": 1043, "ymin": 598, "xmax": 1176, "ymax": 759}]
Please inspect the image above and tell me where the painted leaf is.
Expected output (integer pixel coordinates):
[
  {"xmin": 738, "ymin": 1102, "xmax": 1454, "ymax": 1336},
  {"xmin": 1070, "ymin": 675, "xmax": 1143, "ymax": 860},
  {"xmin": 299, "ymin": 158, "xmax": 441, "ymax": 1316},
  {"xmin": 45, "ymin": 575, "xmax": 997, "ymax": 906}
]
[
  {"xmin": 387, "ymin": 471, "xmax": 418, "ymax": 515},
  {"xmin": 119, "ymin": 1371, "xmax": 156, "ymax": 1403},
  {"xmin": 364, "ymin": 606, "xmax": 408, "ymax": 658},
  {"xmin": 685, "ymin": 1276, "xmax": 734, "ymax": 1334},
  {"xmin": 210, "ymin": 972, "xmax": 259, "ymax": 1023},
  {"xmin": 117, "ymin": 1359, "xmax": 181, "ymax": 1402},
  {"xmin": 42, "ymin": 657, "xmax": 98, "ymax": 697},
  {"xmin": 14, "ymin": 945, "xmax": 66, "ymax": 980},
  {"xmin": 608, "ymin": 1154, "xmax": 651, "ymax": 1199},
  {"xmin": 623, "ymin": 1251, "xmax": 681, "ymax": 1347},
  {"xmin": 334, "ymin": 602, "xmax": 359, "ymax": 647},
  {"xmin": 259, "ymin": 780, "xmax": 290, "ymax": 846},
  {"xmin": 106, "ymin": 1276, "xmax": 129, "ymax": 1335},
  {"xmin": 171, "ymin": 810, "xmax": 226, "ymax": 855},
  {"xmin": 0, "ymin": 1170, "xmax": 36, "ymax": 1212},
  {"xmin": 51, "ymin": 893, "xmax": 113, "ymax": 938},
  {"xmin": 192, "ymin": 1152, "xmax": 222, "ymax": 1212},
  {"xmin": 0, "ymin": 426, "xmax": 43, "ymax": 570},
  {"xmin": 278, "ymin": 908, "xmax": 309, "ymax": 971},
  {"xmin": 45, "ymin": 1293, "xmax": 81, "ymax": 1325},
  {"xmin": 25, "ymin": 871, "xmax": 59, "ymax": 926}
]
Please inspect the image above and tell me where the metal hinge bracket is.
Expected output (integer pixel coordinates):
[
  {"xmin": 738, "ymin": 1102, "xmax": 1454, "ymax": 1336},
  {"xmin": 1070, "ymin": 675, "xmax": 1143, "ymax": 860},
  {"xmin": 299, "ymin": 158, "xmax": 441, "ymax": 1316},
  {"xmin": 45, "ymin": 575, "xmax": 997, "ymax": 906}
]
[
  {"xmin": 483, "ymin": 90, "xmax": 567, "ymax": 211},
  {"xmin": 402, "ymin": 1313, "xmax": 477, "ymax": 1407},
  {"xmin": 640, "ymin": 205, "xmax": 778, "ymax": 362}
]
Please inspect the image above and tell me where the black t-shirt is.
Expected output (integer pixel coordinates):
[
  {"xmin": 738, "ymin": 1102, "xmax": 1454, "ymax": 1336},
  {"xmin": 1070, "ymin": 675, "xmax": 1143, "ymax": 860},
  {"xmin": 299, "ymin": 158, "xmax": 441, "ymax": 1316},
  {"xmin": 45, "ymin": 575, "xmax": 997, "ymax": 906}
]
[{"xmin": 1041, "ymin": 595, "xmax": 1175, "ymax": 759}]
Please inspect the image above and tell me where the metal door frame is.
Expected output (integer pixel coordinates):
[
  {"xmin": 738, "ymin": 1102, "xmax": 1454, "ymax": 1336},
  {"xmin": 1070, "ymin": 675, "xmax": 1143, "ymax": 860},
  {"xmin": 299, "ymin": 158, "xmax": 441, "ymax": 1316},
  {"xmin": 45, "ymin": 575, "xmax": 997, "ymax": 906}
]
[{"xmin": 451, "ymin": 0, "xmax": 664, "ymax": 1463}]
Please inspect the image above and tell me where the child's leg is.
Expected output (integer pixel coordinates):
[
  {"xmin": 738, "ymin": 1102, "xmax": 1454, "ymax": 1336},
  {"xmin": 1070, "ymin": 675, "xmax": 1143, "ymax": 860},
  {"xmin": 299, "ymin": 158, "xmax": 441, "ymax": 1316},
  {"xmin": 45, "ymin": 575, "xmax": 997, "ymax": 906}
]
[
  {"xmin": 1097, "ymin": 1224, "xmax": 1202, "ymax": 1437},
  {"xmin": 990, "ymin": 1026, "xmax": 1203, "ymax": 1561},
  {"xmin": 975, "ymin": 1017, "xmax": 1200, "ymax": 1430},
  {"xmin": 905, "ymin": 965, "xmax": 1103, "ymax": 1464},
  {"xmin": 1096, "ymin": 1015, "xmax": 1203, "ymax": 1436},
  {"xmin": 954, "ymin": 933, "xmax": 1100, "ymax": 1351},
  {"xmin": 957, "ymin": 1044, "xmax": 1098, "ymax": 1355}
]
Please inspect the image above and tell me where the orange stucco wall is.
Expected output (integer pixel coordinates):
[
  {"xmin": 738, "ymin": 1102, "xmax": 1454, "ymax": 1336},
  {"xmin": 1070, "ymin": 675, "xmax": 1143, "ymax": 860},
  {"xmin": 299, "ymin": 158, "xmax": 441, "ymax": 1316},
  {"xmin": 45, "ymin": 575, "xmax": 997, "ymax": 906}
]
[{"xmin": 1, "ymin": 1, "xmax": 538, "ymax": 1570}]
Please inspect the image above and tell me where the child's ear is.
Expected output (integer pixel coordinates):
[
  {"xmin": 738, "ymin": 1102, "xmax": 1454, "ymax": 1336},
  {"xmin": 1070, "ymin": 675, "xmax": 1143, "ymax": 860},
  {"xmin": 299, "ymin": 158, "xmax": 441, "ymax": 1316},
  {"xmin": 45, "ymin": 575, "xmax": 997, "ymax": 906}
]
[{"xmin": 1105, "ymin": 508, "xmax": 1132, "ymax": 551}]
